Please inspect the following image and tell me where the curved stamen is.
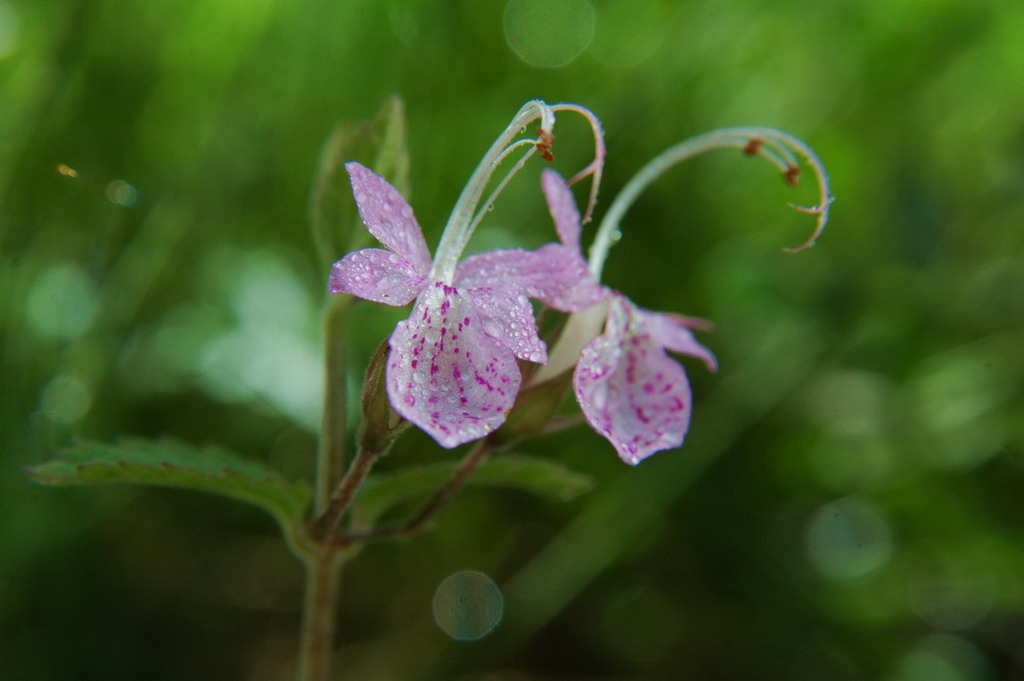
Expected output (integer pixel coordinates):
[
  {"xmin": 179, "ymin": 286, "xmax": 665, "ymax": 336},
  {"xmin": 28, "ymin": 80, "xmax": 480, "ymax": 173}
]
[
  {"xmin": 588, "ymin": 127, "xmax": 833, "ymax": 279},
  {"xmin": 431, "ymin": 101, "xmax": 609, "ymax": 283},
  {"xmin": 431, "ymin": 100, "xmax": 556, "ymax": 283},
  {"xmin": 464, "ymin": 139, "xmax": 542, "ymax": 239},
  {"xmin": 552, "ymin": 103, "xmax": 606, "ymax": 224}
]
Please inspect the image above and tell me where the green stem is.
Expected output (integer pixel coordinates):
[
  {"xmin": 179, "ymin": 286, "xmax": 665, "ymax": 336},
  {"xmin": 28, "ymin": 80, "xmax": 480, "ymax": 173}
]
[
  {"xmin": 317, "ymin": 296, "xmax": 351, "ymax": 511},
  {"xmin": 297, "ymin": 546, "xmax": 345, "ymax": 681},
  {"xmin": 341, "ymin": 440, "xmax": 492, "ymax": 543},
  {"xmin": 311, "ymin": 443, "xmax": 385, "ymax": 540},
  {"xmin": 300, "ymin": 294, "xmax": 352, "ymax": 681}
]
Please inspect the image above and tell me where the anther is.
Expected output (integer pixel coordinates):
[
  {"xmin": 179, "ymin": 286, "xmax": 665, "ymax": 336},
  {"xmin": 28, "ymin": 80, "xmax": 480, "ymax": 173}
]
[
  {"xmin": 783, "ymin": 164, "xmax": 801, "ymax": 187},
  {"xmin": 537, "ymin": 129, "xmax": 556, "ymax": 162}
]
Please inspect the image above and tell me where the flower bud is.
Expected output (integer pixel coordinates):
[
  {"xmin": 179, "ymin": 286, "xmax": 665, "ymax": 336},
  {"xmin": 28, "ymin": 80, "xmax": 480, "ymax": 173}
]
[{"xmin": 359, "ymin": 339, "xmax": 410, "ymax": 454}]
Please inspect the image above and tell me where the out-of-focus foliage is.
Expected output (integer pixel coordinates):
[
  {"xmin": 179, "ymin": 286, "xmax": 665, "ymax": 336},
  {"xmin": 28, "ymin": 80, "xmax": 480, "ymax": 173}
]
[{"xmin": 2, "ymin": 0, "xmax": 1022, "ymax": 680}]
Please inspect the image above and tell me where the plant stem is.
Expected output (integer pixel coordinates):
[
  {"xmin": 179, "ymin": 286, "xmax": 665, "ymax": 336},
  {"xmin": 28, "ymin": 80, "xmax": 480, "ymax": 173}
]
[
  {"xmin": 311, "ymin": 444, "xmax": 384, "ymax": 539},
  {"xmin": 298, "ymin": 546, "xmax": 345, "ymax": 681},
  {"xmin": 317, "ymin": 296, "xmax": 351, "ymax": 512},
  {"xmin": 301, "ymin": 294, "xmax": 351, "ymax": 681},
  {"xmin": 342, "ymin": 440, "xmax": 492, "ymax": 543}
]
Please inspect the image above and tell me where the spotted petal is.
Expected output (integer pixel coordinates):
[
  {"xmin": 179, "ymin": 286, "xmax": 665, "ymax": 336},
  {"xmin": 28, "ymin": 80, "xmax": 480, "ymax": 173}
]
[
  {"xmin": 457, "ymin": 245, "xmax": 607, "ymax": 312},
  {"xmin": 346, "ymin": 162, "xmax": 432, "ymax": 271},
  {"xmin": 329, "ymin": 248, "xmax": 428, "ymax": 305},
  {"xmin": 574, "ymin": 295, "xmax": 711, "ymax": 465},
  {"xmin": 649, "ymin": 312, "xmax": 718, "ymax": 372},
  {"xmin": 387, "ymin": 282, "xmax": 523, "ymax": 448},
  {"xmin": 468, "ymin": 286, "xmax": 547, "ymax": 363}
]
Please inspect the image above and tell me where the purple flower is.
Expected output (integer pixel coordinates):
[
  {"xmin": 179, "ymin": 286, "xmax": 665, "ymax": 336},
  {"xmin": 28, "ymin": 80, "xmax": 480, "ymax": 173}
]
[
  {"xmin": 330, "ymin": 162, "xmax": 603, "ymax": 448},
  {"xmin": 574, "ymin": 294, "xmax": 717, "ymax": 465},
  {"xmin": 540, "ymin": 169, "xmax": 717, "ymax": 465}
]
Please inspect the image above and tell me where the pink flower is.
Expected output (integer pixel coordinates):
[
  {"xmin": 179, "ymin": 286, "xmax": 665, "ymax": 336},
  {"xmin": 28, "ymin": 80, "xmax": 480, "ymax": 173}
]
[
  {"xmin": 540, "ymin": 169, "xmax": 717, "ymax": 465},
  {"xmin": 330, "ymin": 163, "xmax": 603, "ymax": 448},
  {"xmin": 574, "ymin": 294, "xmax": 717, "ymax": 465}
]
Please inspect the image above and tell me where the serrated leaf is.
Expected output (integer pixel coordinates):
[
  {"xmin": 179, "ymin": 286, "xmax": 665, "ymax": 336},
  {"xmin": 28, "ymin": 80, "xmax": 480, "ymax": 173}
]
[
  {"xmin": 27, "ymin": 438, "xmax": 314, "ymax": 558},
  {"xmin": 353, "ymin": 454, "xmax": 594, "ymax": 528},
  {"xmin": 310, "ymin": 95, "xmax": 411, "ymax": 270}
]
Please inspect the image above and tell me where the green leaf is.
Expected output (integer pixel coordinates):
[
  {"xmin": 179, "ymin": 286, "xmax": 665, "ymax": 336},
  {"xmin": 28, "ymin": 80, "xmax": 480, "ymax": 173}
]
[
  {"xmin": 309, "ymin": 95, "xmax": 411, "ymax": 270},
  {"xmin": 27, "ymin": 438, "xmax": 314, "ymax": 559},
  {"xmin": 353, "ymin": 454, "xmax": 594, "ymax": 528}
]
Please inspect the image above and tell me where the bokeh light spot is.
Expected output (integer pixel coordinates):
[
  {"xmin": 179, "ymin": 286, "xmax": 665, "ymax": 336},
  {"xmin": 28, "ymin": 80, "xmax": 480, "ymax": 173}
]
[
  {"xmin": 806, "ymin": 499, "xmax": 893, "ymax": 581},
  {"xmin": 807, "ymin": 370, "xmax": 890, "ymax": 435},
  {"xmin": 105, "ymin": 179, "xmax": 138, "ymax": 207},
  {"xmin": 907, "ymin": 344, "xmax": 1017, "ymax": 470},
  {"xmin": 26, "ymin": 263, "xmax": 98, "ymax": 340},
  {"xmin": 41, "ymin": 374, "xmax": 92, "ymax": 424},
  {"xmin": 197, "ymin": 250, "xmax": 321, "ymax": 428},
  {"xmin": 889, "ymin": 635, "xmax": 991, "ymax": 681},
  {"xmin": 912, "ymin": 354, "xmax": 1009, "ymax": 432},
  {"xmin": 433, "ymin": 571, "xmax": 503, "ymax": 641},
  {"xmin": 909, "ymin": 573, "xmax": 994, "ymax": 631},
  {"xmin": 504, "ymin": 0, "xmax": 595, "ymax": 68}
]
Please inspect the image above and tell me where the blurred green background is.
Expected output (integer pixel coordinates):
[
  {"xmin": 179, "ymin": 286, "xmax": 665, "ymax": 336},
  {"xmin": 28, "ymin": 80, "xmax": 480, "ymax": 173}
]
[{"xmin": 3, "ymin": 0, "xmax": 1024, "ymax": 679}]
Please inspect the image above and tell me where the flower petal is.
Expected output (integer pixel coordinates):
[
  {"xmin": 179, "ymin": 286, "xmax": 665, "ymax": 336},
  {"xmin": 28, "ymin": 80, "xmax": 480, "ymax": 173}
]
[
  {"xmin": 346, "ymin": 162, "xmax": 432, "ymax": 270},
  {"xmin": 329, "ymin": 248, "xmax": 428, "ymax": 305},
  {"xmin": 573, "ymin": 295, "xmax": 695, "ymax": 465},
  {"xmin": 468, "ymin": 286, "xmax": 546, "ymax": 363},
  {"xmin": 387, "ymin": 282, "xmax": 521, "ymax": 448},
  {"xmin": 541, "ymin": 169, "xmax": 582, "ymax": 247},
  {"xmin": 528, "ymin": 243, "xmax": 609, "ymax": 311},
  {"xmin": 456, "ymin": 246, "xmax": 607, "ymax": 312},
  {"xmin": 648, "ymin": 311, "xmax": 718, "ymax": 372}
]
